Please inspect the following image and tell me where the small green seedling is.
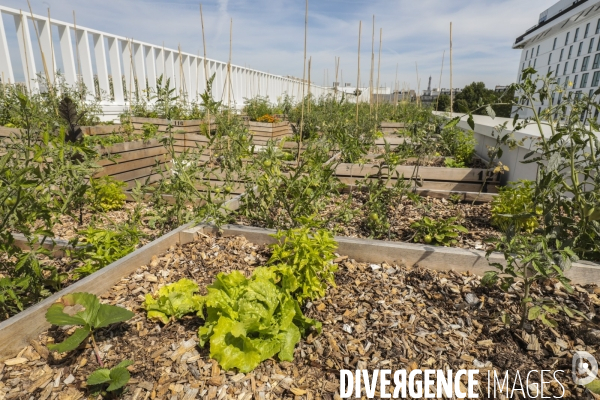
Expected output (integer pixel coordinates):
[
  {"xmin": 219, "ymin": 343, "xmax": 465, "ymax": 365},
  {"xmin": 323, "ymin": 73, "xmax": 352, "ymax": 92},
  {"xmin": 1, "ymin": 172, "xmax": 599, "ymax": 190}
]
[
  {"xmin": 87, "ymin": 360, "xmax": 134, "ymax": 394},
  {"xmin": 45, "ymin": 292, "xmax": 134, "ymax": 366}
]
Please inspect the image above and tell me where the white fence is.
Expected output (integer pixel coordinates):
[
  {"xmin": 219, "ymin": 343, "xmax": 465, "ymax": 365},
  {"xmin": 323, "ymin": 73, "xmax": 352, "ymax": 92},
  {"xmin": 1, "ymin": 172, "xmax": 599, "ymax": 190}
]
[{"xmin": 0, "ymin": 5, "xmax": 333, "ymax": 118}]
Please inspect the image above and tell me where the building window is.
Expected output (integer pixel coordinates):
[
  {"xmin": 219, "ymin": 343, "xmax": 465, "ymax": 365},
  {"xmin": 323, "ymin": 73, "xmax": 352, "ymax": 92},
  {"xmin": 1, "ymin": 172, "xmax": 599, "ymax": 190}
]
[
  {"xmin": 592, "ymin": 71, "xmax": 600, "ymax": 86},
  {"xmin": 589, "ymin": 89, "xmax": 594, "ymax": 97},
  {"xmin": 556, "ymin": 64, "xmax": 560, "ymax": 76},
  {"xmin": 590, "ymin": 38, "xmax": 595, "ymax": 53},
  {"xmin": 548, "ymin": 66, "xmax": 552, "ymax": 75},
  {"xmin": 575, "ymin": 28, "xmax": 580, "ymax": 42},
  {"xmin": 573, "ymin": 75, "xmax": 578, "ymax": 88},
  {"xmin": 534, "ymin": 59, "xmax": 537, "ymax": 68},
  {"xmin": 537, "ymin": 45, "xmax": 540, "ymax": 56},
  {"xmin": 557, "ymin": 78, "xmax": 561, "ymax": 86},
  {"xmin": 597, "ymin": 19, "xmax": 600, "ymax": 34},
  {"xmin": 582, "ymin": 56, "xmax": 590, "ymax": 71},
  {"xmin": 581, "ymin": 73, "xmax": 589, "ymax": 88},
  {"xmin": 573, "ymin": 59, "xmax": 578, "ymax": 73},
  {"xmin": 548, "ymin": 53, "xmax": 552, "ymax": 64},
  {"xmin": 564, "ymin": 62, "xmax": 569, "ymax": 75},
  {"xmin": 522, "ymin": 62, "xmax": 525, "ymax": 72},
  {"xmin": 553, "ymin": 37, "xmax": 558, "ymax": 50},
  {"xmin": 578, "ymin": 42, "xmax": 583, "ymax": 56},
  {"xmin": 576, "ymin": 90, "xmax": 582, "ymax": 100},
  {"xmin": 594, "ymin": 54, "xmax": 600, "ymax": 69},
  {"xmin": 560, "ymin": 49, "xmax": 564, "ymax": 61},
  {"xmin": 565, "ymin": 32, "xmax": 570, "ymax": 45},
  {"xmin": 568, "ymin": 45, "xmax": 573, "ymax": 59},
  {"xmin": 525, "ymin": 50, "xmax": 529, "ymax": 60},
  {"xmin": 585, "ymin": 23, "xmax": 591, "ymax": 38}
]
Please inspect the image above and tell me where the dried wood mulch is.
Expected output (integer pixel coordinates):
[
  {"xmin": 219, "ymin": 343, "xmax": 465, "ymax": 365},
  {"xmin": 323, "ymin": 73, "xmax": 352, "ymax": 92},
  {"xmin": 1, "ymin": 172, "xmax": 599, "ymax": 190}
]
[
  {"xmin": 0, "ymin": 233, "xmax": 598, "ymax": 400},
  {"xmin": 236, "ymin": 193, "xmax": 499, "ymax": 251}
]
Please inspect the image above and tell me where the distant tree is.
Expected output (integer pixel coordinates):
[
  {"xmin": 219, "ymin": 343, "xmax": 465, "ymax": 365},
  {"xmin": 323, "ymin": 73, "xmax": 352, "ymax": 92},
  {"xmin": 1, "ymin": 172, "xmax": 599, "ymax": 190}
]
[
  {"xmin": 435, "ymin": 94, "xmax": 451, "ymax": 112},
  {"xmin": 452, "ymin": 82, "xmax": 515, "ymax": 118}
]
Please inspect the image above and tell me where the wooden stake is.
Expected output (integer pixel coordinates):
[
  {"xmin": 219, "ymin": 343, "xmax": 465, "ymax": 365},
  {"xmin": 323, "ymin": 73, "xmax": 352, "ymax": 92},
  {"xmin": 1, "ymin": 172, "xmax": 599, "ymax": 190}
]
[
  {"xmin": 356, "ymin": 20, "xmax": 362, "ymax": 124},
  {"xmin": 73, "ymin": 11, "xmax": 82, "ymax": 85},
  {"xmin": 369, "ymin": 15, "xmax": 375, "ymax": 115},
  {"xmin": 47, "ymin": 8, "xmax": 55, "ymax": 84},
  {"xmin": 308, "ymin": 56, "xmax": 311, "ymax": 114},
  {"xmin": 19, "ymin": 11, "xmax": 32, "ymax": 92},
  {"xmin": 200, "ymin": 4, "xmax": 211, "ymax": 133},
  {"xmin": 178, "ymin": 44, "xmax": 184, "ymax": 99},
  {"xmin": 334, "ymin": 56, "xmax": 340, "ymax": 98},
  {"xmin": 375, "ymin": 27, "xmax": 382, "ymax": 118},
  {"xmin": 27, "ymin": 1, "xmax": 51, "ymax": 92},
  {"xmin": 394, "ymin": 63, "xmax": 398, "ymax": 106},
  {"xmin": 436, "ymin": 50, "xmax": 445, "ymax": 111},
  {"xmin": 297, "ymin": 0, "xmax": 308, "ymax": 164},
  {"xmin": 450, "ymin": 21, "xmax": 453, "ymax": 114},
  {"xmin": 415, "ymin": 62, "xmax": 420, "ymax": 107},
  {"xmin": 128, "ymin": 39, "xmax": 133, "ymax": 112}
]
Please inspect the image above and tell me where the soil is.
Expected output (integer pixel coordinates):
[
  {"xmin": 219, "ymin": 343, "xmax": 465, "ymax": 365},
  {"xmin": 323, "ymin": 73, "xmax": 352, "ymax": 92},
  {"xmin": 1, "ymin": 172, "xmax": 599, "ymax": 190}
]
[
  {"xmin": 236, "ymin": 193, "xmax": 500, "ymax": 251},
  {"xmin": 1, "ymin": 233, "xmax": 598, "ymax": 399}
]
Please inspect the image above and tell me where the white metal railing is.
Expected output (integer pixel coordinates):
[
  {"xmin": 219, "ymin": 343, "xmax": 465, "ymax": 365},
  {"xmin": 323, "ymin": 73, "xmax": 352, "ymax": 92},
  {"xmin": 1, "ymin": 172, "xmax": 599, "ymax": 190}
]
[{"xmin": 0, "ymin": 5, "xmax": 334, "ymax": 116}]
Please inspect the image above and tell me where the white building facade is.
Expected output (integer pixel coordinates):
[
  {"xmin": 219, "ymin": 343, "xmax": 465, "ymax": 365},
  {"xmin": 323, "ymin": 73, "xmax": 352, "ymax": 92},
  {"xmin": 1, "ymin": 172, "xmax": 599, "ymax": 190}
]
[{"xmin": 513, "ymin": 0, "xmax": 600, "ymax": 118}]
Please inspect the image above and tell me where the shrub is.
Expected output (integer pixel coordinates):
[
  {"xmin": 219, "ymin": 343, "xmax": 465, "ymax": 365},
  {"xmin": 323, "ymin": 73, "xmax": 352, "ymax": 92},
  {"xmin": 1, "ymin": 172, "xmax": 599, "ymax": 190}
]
[
  {"xmin": 411, "ymin": 216, "xmax": 468, "ymax": 246},
  {"xmin": 244, "ymin": 96, "xmax": 273, "ymax": 121},
  {"xmin": 440, "ymin": 127, "xmax": 476, "ymax": 166},
  {"xmin": 87, "ymin": 176, "xmax": 127, "ymax": 212},
  {"xmin": 491, "ymin": 180, "xmax": 540, "ymax": 233}
]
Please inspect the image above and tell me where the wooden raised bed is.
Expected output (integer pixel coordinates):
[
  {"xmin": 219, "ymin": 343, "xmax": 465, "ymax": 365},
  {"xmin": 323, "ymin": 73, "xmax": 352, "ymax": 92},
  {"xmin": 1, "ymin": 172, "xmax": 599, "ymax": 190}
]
[
  {"xmin": 2, "ymin": 222, "xmax": 598, "ymax": 359},
  {"xmin": 130, "ymin": 116, "xmax": 216, "ymax": 136},
  {"xmin": 335, "ymin": 162, "xmax": 501, "ymax": 201},
  {"xmin": 244, "ymin": 120, "xmax": 293, "ymax": 145},
  {"xmin": 379, "ymin": 121, "xmax": 404, "ymax": 134}
]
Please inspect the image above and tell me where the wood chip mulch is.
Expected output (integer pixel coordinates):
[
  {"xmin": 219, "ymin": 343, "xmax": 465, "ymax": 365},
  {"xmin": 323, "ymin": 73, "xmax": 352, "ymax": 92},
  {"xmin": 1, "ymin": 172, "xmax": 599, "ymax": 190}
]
[{"xmin": 0, "ymin": 233, "xmax": 598, "ymax": 400}]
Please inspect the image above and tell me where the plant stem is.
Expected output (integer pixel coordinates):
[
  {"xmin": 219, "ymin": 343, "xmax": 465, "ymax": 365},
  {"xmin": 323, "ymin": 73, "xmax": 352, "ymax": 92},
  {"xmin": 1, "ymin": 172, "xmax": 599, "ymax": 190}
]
[{"xmin": 90, "ymin": 332, "xmax": 103, "ymax": 367}]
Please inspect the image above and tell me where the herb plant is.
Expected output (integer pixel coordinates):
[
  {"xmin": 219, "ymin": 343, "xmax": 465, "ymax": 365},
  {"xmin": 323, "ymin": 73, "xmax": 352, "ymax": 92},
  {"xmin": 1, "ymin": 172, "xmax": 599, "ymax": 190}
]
[
  {"xmin": 87, "ymin": 360, "xmax": 134, "ymax": 394},
  {"xmin": 491, "ymin": 180, "xmax": 540, "ymax": 233},
  {"xmin": 87, "ymin": 176, "xmax": 127, "ymax": 212}
]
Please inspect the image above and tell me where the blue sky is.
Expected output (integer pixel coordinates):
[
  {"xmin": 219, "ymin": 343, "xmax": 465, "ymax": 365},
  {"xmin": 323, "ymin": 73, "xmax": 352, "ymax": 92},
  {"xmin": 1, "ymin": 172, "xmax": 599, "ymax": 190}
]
[{"xmin": 1, "ymin": 0, "xmax": 550, "ymax": 91}]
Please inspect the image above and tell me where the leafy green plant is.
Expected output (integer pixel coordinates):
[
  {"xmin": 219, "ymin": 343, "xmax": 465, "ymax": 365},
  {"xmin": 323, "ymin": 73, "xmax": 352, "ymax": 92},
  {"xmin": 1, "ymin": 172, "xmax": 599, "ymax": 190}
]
[
  {"xmin": 491, "ymin": 180, "xmax": 540, "ymax": 233},
  {"xmin": 244, "ymin": 96, "xmax": 273, "ymax": 121},
  {"xmin": 268, "ymin": 227, "xmax": 337, "ymax": 303},
  {"xmin": 440, "ymin": 126, "xmax": 476, "ymax": 166},
  {"xmin": 411, "ymin": 216, "xmax": 468, "ymax": 246},
  {"xmin": 87, "ymin": 176, "xmax": 127, "ymax": 212},
  {"xmin": 87, "ymin": 360, "xmax": 133, "ymax": 394},
  {"xmin": 197, "ymin": 268, "xmax": 321, "ymax": 373},
  {"xmin": 483, "ymin": 232, "xmax": 581, "ymax": 329},
  {"xmin": 444, "ymin": 157, "xmax": 466, "ymax": 168},
  {"xmin": 45, "ymin": 292, "xmax": 134, "ymax": 365},
  {"xmin": 69, "ymin": 225, "xmax": 142, "ymax": 279},
  {"xmin": 143, "ymin": 279, "xmax": 203, "ymax": 324}
]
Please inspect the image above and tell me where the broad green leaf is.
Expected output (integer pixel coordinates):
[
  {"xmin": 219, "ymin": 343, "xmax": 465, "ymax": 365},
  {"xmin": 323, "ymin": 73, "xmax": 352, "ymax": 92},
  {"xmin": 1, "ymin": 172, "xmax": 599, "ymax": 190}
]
[
  {"xmin": 277, "ymin": 325, "xmax": 301, "ymax": 361},
  {"xmin": 45, "ymin": 302, "xmax": 87, "ymax": 326},
  {"xmin": 107, "ymin": 367, "xmax": 130, "ymax": 391},
  {"xmin": 114, "ymin": 359, "xmax": 134, "ymax": 369},
  {"xmin": 143, "ymin": 279, "xmax": 203, "ymax": 323},
  {"xmin": 47, "ymin": 327, "xmax": 90, "ymax": 353},
  {"xmin": 87, "ymin": 368, "xmax": 111, "ymax": 385},
  {"xmin": 45, "ymin": 293, "xmax": 101, "ymax": 328},
  {"xmin": 528, "ymin": 306, "xmax": 541, "ymax": 320},
  {"xmin": 585, "ymin": 379, "xmax": 600, "ymax": 394},
  {"xmin": 94, "ymin": 304, "xmax": 134, "ymax": 328}
]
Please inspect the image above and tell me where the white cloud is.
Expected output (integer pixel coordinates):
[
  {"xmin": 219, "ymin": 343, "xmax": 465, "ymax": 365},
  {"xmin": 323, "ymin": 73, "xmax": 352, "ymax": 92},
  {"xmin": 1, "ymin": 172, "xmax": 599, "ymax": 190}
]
[{"xmin": 1, "ymin": 0, "xmax": 549, "ymax": 90}]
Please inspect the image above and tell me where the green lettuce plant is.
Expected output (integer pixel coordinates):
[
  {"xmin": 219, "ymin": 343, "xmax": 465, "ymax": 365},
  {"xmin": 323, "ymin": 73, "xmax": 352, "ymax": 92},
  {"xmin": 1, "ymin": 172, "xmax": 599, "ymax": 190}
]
[
  {"xmin": 268, "ymin": 227, "xmax": 337, "ymax": 303},
  {"xmin": 143, "ymin": 278, "xmax": 203, "ymax": 324},
  {"xmin": 491, "ymin": 180, "xmax": 540, "ymax": 233},
  {"xmin": 87, "ymin": 176, "xmax": 127, "ymax": 212},
  {"xmin": 45, "ymin": 292, "xmax": 134, "ymax": 366},
  {"xmin": 197, "ymin": 267, "xmax": 321, "ymax": 373}
]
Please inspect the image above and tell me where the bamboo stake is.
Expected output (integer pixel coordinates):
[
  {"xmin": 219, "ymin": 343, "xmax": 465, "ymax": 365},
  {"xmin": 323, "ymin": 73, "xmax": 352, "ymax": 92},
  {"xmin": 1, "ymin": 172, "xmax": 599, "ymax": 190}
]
[
  {"xmin": 73, "ymin": 11, "xmax": 81, "ymax": 86},
  {"xmin": 356, "ymin": 20, "xmax": 362, "ymax": 124},
  {"xmin": 435, "ymin": 50, "xmax": 446, "ymax": 111},
  {"xmin": 369, "ymin": 15, "xmax": 375, "ymax": 115},
  {"xmin": 128, "ymin": 39, "xmax": 133, "ymax": 113},
  {"xmin": 228, "ymin": 18, "xmax": 232, "ymax": 114},
  {"xmin": 19, "ymin": 11, "xmax": 32, "ymax": 93},
  {"xmin": 415, "ymin": 62, "xmax": 420, "ymax": 107},
  {"xmin": 200, "ymin": 4, "xmax": 211, "ymax": 134},
  {"xmin": 334, "ymin": 56, "xmax": 339, "ymax": 99},
  {"xmin": 297, "ymin": 0, "xmax": 308, "ymax": 164},
  {"xmin": 450, "ymin": 21, "xmax": 453, "ymax": 114},
  {"xmin": 26, "ymin": 1, "xmax": 51, "ymax": 92},
  {"xmin": 47, "ymin": 8, "xmax": 55, "ymax": 84},
  {"xmin": 307, "ymin": 56, "xmax": 311, "ymax": 114},
  {"xmin": 178, "ymin": 44, "xmax": 184, "ymax": 99},
  {"xmin": 394, "ymin": 63, "xmax": 398, "ymax": 106},
  {"xmin": 375, "ymin": 27, "xmax": 382, "ymax": 119}
]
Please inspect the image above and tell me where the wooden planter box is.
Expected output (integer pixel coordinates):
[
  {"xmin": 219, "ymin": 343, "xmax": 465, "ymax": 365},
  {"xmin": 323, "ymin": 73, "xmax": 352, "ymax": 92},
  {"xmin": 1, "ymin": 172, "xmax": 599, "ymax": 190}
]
[
  {"xmin": 130, "ymin": 117, "xmax": 216, "ymax": 136},
  {"xmin": 2, "ymin": 222, "xmax": 597, "ymax": 359},
  {"xmin": 379, "ymin": 121, "xmax": 405, "ymax": 134},
  {"xmin": 243, "ymin": 119, "xmax": 293, "ymax": 145},
  {"xmin": 335, "ymin": 162, "xmax": 501, "ymax": 201}
]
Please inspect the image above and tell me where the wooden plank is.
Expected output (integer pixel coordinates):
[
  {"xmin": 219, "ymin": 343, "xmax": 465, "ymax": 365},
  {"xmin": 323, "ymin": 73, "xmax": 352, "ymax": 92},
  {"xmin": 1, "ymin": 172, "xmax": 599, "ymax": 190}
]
[
  {"xmin": 211, "ymin": 224, "xmax": 600, "ymax": 286},
  {"xmin": 335, "ymin": 163, "xmax": 500, "ymax": 183},
  {"xmin": 97, "ymin": 139, "xmax": 163, "ymax": 154},
  {"xmin": 0, "ymin": 222, "xmax": 194, "ymax": 360},
  {"xmin": 82, "ymin": 125, "xmax": 121, "ymax": 136},
  {"xmin": 108, "ymin": 164, "xmax": 169, "ymax": 182},
  {"xmin": 97, "ymin": 155, "xmax": 172, "ymax": 177},
  {"xmin": 130, "ymin": 117, "xmax": 213, "ymax": 127},
  {"xmin": 337, "ymin": 177, "xmax": 498, "ymax": 193},
  {"xmin": 96, "ymin": 147, "xmax": 169, "ymax": 166}
]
